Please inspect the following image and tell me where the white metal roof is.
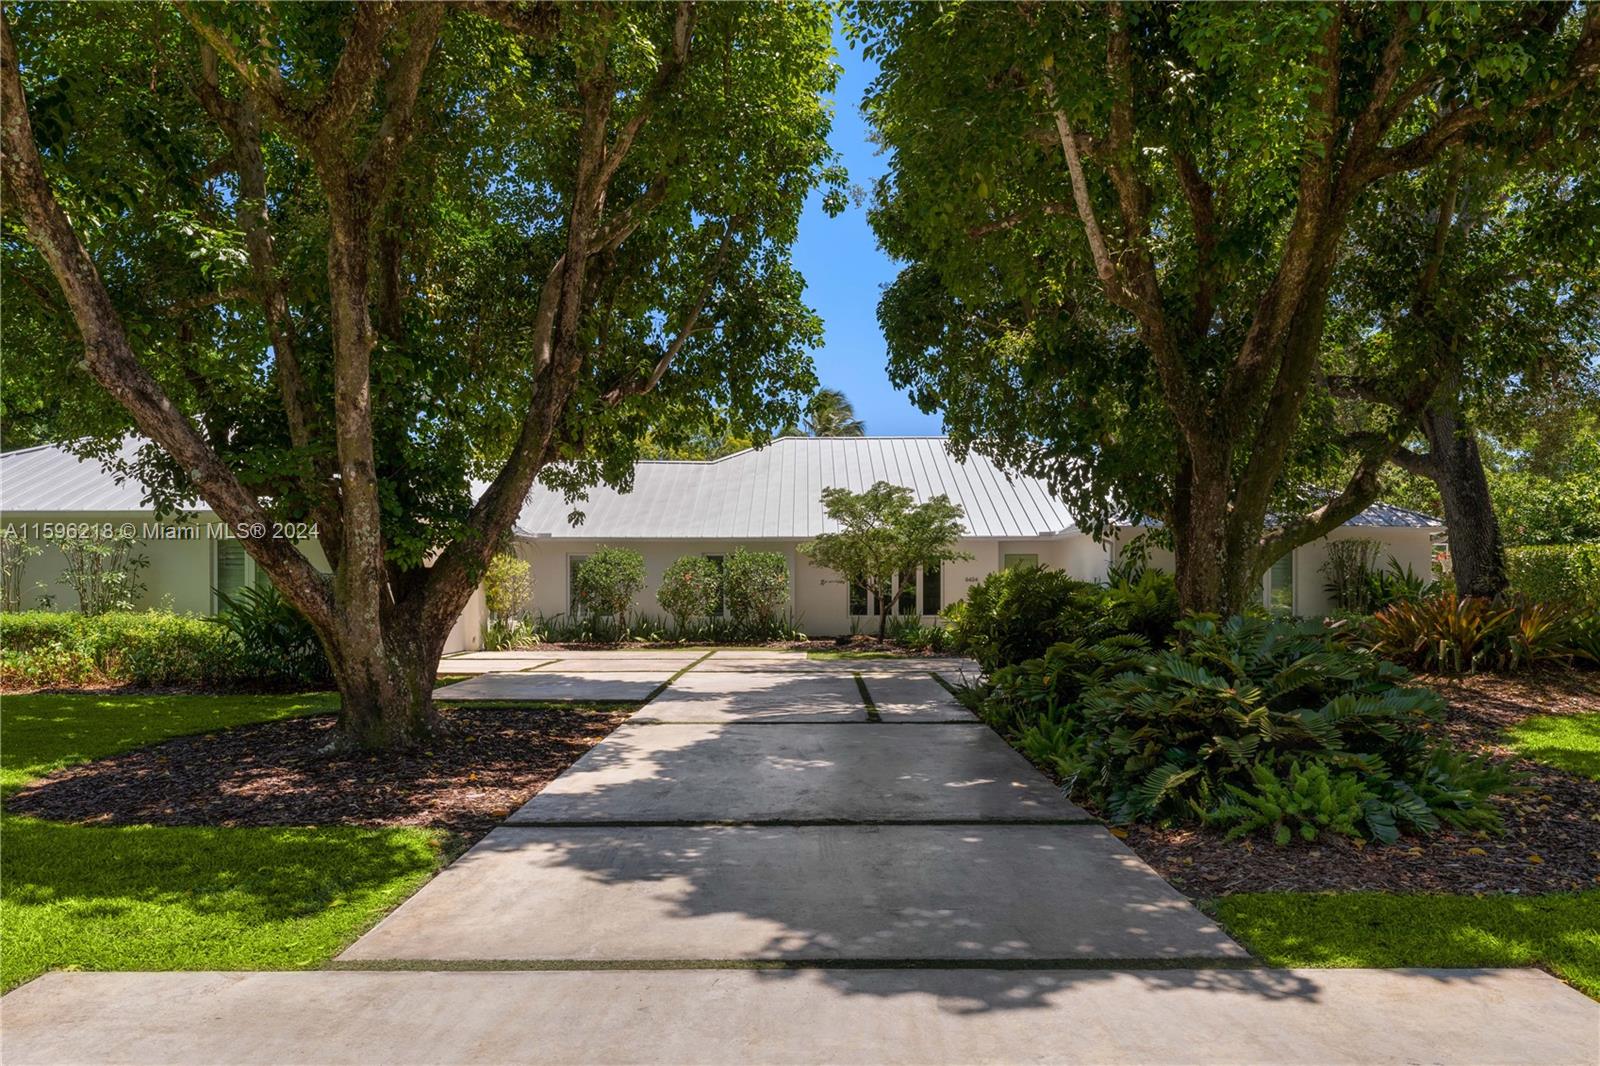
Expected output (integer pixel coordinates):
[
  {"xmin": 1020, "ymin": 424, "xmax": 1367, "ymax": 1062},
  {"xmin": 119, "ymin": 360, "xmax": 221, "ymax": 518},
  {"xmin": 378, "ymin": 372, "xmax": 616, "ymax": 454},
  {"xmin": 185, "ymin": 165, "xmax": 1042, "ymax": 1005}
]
[
  {"xmin": 519, "ymin": 437, "xmax": 1079, "ymax": 540},
  {"xmin": 0, "ymin": 439, "xmax": 156, "ymax": 512},
  {"xmin": 1, "ymin": 435, "xmax": 1443, "ymax": 536}
]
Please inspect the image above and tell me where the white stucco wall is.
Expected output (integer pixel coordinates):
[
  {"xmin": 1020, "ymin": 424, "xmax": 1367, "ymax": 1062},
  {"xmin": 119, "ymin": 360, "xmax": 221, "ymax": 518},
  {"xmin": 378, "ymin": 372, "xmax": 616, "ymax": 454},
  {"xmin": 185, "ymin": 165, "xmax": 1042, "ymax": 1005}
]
[
  {"xmin": 1287, "ymin": 527, "xmax": 1437, "ymax": 617},
  {"xmin": 1, "ymin": 511, "xmax": 484, "ymax": 654}
]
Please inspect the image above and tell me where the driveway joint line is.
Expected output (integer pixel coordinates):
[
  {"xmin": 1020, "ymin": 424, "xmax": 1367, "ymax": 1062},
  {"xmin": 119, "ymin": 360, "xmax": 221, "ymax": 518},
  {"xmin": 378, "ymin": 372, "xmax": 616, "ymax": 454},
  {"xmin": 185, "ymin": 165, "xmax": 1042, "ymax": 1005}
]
[
  {"xmin": 497, "ymin": 818, "xmax": 1105, "ymax": 828},
  {"xmin": 639, "ymin": 650, "xmax": 719, "ymax": 705}
]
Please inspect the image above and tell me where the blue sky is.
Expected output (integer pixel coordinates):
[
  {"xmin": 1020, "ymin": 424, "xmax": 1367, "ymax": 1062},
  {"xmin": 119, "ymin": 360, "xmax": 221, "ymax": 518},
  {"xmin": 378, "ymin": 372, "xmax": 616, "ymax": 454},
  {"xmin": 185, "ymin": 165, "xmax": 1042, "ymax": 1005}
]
[{"xmin": 788, "ymin": 23, "xmax": 943, "ymax": 437}]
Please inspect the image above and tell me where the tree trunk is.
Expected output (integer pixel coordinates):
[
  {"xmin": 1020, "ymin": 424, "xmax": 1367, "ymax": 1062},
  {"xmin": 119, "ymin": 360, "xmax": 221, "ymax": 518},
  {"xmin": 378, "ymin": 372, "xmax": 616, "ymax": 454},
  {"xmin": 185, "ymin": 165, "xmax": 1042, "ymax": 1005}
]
[
  {"xmin": 322, "ymin": 620, "xmax": 443, "ymax": 749},
  {"xmin": 1419, "ymin": 400, "xmax": 1507, "ymax": 598},
  {"xmin": 1169, "ymin": 449, "xmax": 1262, "ymax": 616}
]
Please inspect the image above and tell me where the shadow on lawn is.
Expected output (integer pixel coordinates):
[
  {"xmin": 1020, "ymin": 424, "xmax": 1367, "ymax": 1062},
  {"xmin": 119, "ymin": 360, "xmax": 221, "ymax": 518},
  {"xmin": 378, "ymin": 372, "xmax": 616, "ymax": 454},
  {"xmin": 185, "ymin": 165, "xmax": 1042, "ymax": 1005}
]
[{"xmin": 1, "ymin": 817, "xmax": 441, "ymax": 922}]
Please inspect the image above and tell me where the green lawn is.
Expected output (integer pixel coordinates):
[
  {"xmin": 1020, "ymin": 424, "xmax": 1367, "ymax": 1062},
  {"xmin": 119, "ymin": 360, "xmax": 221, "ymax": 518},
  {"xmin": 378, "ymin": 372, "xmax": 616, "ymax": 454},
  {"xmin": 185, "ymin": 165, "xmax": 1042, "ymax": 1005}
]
[
  {"xmin": 1506, "ymin": 712, "xmax": 1600, "ymax": 780},
  {"xmin": 0, "ymin": 691, "xmax": 444, "ymax": 992},
  {"xmin": 1213, "ymin": 891, "xmax": 1600, "ymax": 999},
  {"xmin": 1, "ymin": 692, "xmax": 340, "ymax": 794}
]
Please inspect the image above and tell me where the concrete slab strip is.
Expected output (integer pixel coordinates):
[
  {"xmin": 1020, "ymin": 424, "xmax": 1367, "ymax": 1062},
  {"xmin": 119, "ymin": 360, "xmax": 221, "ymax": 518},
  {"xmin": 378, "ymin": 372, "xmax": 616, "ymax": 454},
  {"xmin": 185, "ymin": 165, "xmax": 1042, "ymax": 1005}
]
[
  {"xmin": 433, "ymin": 659, "xmax": 557, "ymax": 676},
  {"xmin": 856, "ymin": 675, "xmax": 977, "ymax": 722},
  {"xmin": 638, "ymin": 670, "xmax": 867, "ymax": 722},
  {"xmin": 340, "ymin": 824, "xmax": 1245, "ymax": 962},
  {"xmin": 434, "ymin": 671, "xmax": 665, "ymax": 701},
  {"xmin": 5, "ymin": 968, "xmax": 1594, "ymax": 1065},
  {"xmin": 506, "ymin": 723, "xmax": 1087, "ymax": 823}
]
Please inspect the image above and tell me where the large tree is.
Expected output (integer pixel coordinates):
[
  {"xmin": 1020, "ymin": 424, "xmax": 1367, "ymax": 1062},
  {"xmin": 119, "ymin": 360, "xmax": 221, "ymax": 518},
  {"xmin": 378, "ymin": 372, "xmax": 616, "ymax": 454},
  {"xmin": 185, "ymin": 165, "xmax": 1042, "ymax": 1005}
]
[
  {"xmin": 856, "ymin": 1, "xmax": 1598, "ymax": 613},
  {"xmin": 2, "ymin": 1, "xmax": 840, "ymax": 746},
  {"xmin": 1324, "ymin": 156, "xmax": 1600, "ymax": 595}
]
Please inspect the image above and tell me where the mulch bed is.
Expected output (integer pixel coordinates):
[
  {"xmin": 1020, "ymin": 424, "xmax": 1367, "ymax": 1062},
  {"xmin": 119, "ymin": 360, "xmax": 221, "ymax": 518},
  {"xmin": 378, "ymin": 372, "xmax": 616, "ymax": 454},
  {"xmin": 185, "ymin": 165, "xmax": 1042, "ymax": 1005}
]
[
  {"xmin": 6, "ymin": 703, "xmax": 629, "ymax": 839},
  {"xmin": 1118, "ymin": 666, "xmax": 1600, "ymax": 897}
]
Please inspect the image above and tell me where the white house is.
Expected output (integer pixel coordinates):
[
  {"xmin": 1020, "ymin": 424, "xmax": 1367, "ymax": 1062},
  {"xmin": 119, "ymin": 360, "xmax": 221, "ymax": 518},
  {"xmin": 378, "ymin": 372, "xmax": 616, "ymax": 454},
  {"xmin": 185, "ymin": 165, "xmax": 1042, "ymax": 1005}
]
[
  {"xmin": 0, "ymin": 436, "xmax": 1440, "ymax": 640},
  {"xmin": 506, "ymin": 436, "xmax": 1440, "ymax": 632}
]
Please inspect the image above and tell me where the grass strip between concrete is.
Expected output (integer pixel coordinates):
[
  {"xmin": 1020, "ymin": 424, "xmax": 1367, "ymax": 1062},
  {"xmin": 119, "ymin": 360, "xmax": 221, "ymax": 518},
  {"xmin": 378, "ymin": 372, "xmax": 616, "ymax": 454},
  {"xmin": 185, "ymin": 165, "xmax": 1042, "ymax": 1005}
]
[{"xmin": 853, "ymin": 672, "xmax": 882, "ymax": 722}]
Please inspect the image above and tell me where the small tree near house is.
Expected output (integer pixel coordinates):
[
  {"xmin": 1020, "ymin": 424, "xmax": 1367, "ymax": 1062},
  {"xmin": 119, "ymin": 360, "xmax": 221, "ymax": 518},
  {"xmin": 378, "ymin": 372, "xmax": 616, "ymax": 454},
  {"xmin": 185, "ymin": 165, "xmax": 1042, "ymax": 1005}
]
[
  {"xmin": 657, "ymin": 555, "xmax": 723, "ymax": 630},
  {"xmin": 801, "ymin": 482, "xmax": 970, "ymax": 639},
  {"xmin": 574, "ymin": 548, "xmax": 647, "ymax": 626},
  {"xmin": 483, "ymin": 553, "xmax": 532, "ymax": 626},
  {"xmin": 723, "ymin": 549, "xmax": 790, "ymax": 633}
]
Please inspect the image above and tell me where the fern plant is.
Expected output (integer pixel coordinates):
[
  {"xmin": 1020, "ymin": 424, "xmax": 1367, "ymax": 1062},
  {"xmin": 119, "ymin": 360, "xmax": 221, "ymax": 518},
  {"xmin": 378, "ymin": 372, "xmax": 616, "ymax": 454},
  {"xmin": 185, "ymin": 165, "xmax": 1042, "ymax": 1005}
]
[{"xmin": 1207, "ymin": 760, "xmax": 1371, "ymax": 845}]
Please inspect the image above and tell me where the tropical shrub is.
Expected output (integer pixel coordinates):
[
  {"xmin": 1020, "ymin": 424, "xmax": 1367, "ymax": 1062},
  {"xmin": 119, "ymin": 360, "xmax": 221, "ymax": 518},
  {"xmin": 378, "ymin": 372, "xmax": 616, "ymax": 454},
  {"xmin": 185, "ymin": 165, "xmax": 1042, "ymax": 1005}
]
[
  {"xmin": 1206, "ymin": 760, "xmax": 1371, "ymax": 845},
  {"xmin": 55, "ymin": 533, "xmax": 149, "ymax": 615},
  {"xmin": 483, "ymin": 553, "xmax": 532, "ymax": 622},
  {"xmin": 1366, "ymin": 594, "xmax": 1580, "ymax": 674},
  {"xmin": 1320, "ymin": 539, "xmax": 1385, "ymax": 612},
  {"xmin": 0, "ymin": 610, "xmax": 250, "ymax": 688},
  {"xmin": 657, "ymin": 555, "xmax": 723, "ymax": 629},
  {"xmin": 573, "ymin": 548, "xmax": 646, "ymax": 622},
  {"xmin": 981, "ymin": 616, "xmax": 1511, "ymax": 845},
  {"xmin": 884, "ymin": 614, "xmax": 948, "ymax": 653},
  {"xmin": 946, "ymin": 564, "xmax": 1179, "ymax": 672},
  {"xmin": 722, "ymin": 549, "xmax": 789, "ymax": 629},
  {"xmin": 1506, "ymin": 544, "xmax": 1600, "ymax": 606},
  {"xmin": 981, "ymin": 634, "xmax": 1149, "ymax": 737},
  {"xmin": 1321, "ymin": 540, "xmax": 1436, "ymax": 613},
  {"xmin": 0, "ymin": 529, "xmax": 42, "ymax": 612},
  {"xmin": 216, "ymin": 584, "xmax": 333, "ymax": 688}
]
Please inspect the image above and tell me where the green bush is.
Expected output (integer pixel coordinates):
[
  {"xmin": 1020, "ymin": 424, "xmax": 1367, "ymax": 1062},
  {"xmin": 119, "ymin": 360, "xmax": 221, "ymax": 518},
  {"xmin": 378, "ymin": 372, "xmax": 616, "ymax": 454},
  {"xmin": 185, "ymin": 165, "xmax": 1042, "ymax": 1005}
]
[
  {"xmin": 1076, "ymin": 617, "xmax": 1510, "ymax": 841},
  {"xmin": 1207, "ymin": 760, "xmax": 1371, "ymax": 845},
  {"xmin": 722, "ymin": 549, "xmax": 789, "ymax": 630},
  {"xmin": 216, "ymin": 584, "xmax": 333, "ymax": 688},
  {"xmin": 945, "ymin": 565, "xmax": 1179, "ymax": 672},
  {"xmin": 980, "ymin": 615, "xmax": 1511, "ymax": 845},
  {"xmin": 483, "ymin": 553, "xmax": 532, "ymax": 621},
  {"xmin": 657, "ymin": 556, "xmax": 723, "ymax": 628},
  {"xmin": 943, "ymin": 565, "xmax": 1097, "ymax": 672},
  {"xmin": 0, "ymin": 610, "xmax": 249, "ymax": 688},
  {"xmin": 1506, "ymin": 544, "xmax": 1600, "ymax": 605},
  {"xmin": 1366, "ymin": 594, "xmax": 1581, "ymax": 674},
  {"xmin": 573, "ymin": 548, "xmax": 646, "ymax": 621}
]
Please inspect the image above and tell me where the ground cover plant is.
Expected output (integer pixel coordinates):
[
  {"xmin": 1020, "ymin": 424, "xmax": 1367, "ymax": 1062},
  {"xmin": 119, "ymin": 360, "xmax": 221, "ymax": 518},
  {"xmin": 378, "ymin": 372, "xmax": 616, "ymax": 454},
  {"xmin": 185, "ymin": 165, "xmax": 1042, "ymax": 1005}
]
[{"xmin": 1365, "ymin": 594, "xmax": 1588, "ymax": 674}]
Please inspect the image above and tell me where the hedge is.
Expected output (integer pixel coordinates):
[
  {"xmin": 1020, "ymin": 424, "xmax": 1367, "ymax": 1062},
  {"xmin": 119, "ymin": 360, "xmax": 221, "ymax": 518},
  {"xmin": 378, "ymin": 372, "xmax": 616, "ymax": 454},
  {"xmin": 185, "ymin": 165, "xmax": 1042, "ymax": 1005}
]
[
  {"xmin": 0, "ymin": 611, "xmax": 249, "ymax": 689},
  {"xmin": 1505, "ymin": 544, "xmax": 1600, "ymax": 605}
]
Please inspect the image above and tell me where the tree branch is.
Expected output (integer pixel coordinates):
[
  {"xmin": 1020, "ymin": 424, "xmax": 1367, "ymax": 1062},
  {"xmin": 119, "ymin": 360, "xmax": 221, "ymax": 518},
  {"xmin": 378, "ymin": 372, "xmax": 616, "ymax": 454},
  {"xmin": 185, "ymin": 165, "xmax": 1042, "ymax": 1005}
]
[
  {"xmin": 0, "ymin": 15, "xmax": 334, "ymax": 629},
  {"xmin": 591, "ymin": 2, "xmax": 696, "ymax": 200},
  {"xmin": 601, "ymin": 219, "xmax": 739, "ymax": 405},
  {"xmin": 966, "ymin": 201, "xmax": 1073, "ymax": 240}
]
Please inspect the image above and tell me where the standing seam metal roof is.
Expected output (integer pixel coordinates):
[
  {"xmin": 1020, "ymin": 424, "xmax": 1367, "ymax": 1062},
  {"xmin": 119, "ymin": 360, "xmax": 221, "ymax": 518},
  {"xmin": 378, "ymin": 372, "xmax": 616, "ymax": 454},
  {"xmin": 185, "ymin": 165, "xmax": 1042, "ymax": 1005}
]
[{"xmin": 1, "ymin": 436, "xmax": 1442, "ymax": 536}]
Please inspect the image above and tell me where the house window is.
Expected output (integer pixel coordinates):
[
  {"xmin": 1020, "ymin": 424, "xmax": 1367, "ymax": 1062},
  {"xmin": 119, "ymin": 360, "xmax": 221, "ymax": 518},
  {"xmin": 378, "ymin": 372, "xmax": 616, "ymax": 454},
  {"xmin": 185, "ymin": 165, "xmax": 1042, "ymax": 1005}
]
[
  {"xmin": 213, "ymin": 537, "xmax": 268, "ymax": 613},
  {"xmin": 567, "ymin": 554, "xmax": 589, "ymax": 614},
  {"xmin": 1003, "ymin": 553, "xmax": 1038, "ymax": 570},
  {"xmin": 922, "ymin": 562, "xmax": 941, "ymax": 614},
  {"xmin": 848, "ymin": 577, "xmax": 872, "ymax": 617},
  {"xmin": 1267, "ymin": 553, "xmax": 1294, "ymax": 613},
  {"xmin": 897, "ymin": 568, "xmax": 918, "ymax": 615}
]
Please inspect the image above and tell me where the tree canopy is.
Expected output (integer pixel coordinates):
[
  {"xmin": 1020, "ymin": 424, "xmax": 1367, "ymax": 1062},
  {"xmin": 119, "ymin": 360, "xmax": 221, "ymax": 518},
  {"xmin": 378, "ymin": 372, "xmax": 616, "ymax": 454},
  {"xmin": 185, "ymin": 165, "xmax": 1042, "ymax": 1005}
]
[
  {"xmin": 2, "ymin": 1, "xmax": 841, "ymax": 745},
  {"xmin": 855, "ymin": 0, "xmax": 1599, "ymax": 612}
]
